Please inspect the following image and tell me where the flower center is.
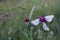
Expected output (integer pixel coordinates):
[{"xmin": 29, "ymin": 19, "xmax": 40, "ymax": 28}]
[
  {"xmin": 25, "ymin": 18, "xmax": 30, "ymax": 23},
  {"xmin": 39, "ymin": 16, "xmax": 46, "ymax": 22}
]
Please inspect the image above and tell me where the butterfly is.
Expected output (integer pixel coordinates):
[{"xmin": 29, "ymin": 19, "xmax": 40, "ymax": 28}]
[{"xmin": 31, "ymin": 15, "xmax": 54, "ymax": 31}]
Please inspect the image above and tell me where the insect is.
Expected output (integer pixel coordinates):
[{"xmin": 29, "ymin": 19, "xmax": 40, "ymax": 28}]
[{"xmin": 31, "ymin": 15, "xmax": 54, "ymax": 31}]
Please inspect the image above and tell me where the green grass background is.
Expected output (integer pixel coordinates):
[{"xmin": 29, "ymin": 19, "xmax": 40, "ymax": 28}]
[{"xmin": 0, "ymin": 0, "xmax": 60, "ymax": 40}]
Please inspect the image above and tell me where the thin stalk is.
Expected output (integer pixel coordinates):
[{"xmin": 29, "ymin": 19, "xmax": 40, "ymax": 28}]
[
  {"xmin": 40, "ymin": 0, "xmax": 48, "ymax": 9},
  {"xmin": 29, "ymin": 5, "xmax": 35, "ymax": 20}
]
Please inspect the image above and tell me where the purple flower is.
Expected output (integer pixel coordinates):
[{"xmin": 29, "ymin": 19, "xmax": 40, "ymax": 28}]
[
  {"xmin": 39, "ymin": 16, "xmax": 46, "ymax": 22},
  {"xmin": 2, "ymin": 13, "xmax": 9, "ymax": 18},
  {"xmin": 1, "ymin": 13, "xmax": 9, "ymax": 22},
  {"xmin": 31, "ymin": 15, "xmax": 54, "ymax": 31}
]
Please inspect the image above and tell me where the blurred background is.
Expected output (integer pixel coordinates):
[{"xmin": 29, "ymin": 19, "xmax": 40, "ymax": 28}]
[{"xmin": 0, "ymin": 0, "xmax": 60, "ymax": 40}]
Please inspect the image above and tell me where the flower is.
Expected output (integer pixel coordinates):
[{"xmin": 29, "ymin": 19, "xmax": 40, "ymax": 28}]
[
  {"xmin": 2, "ymin": 13, "xmax": 9, "ymax": 18},
  {"xmin": 1, "ymin": 13, "xmax": 9, "ymax": 22},
  {"xmin": 25, "ymin": 18, "xmax": 30, "ymax": 24},
  {"xmin": 31, "ymin": 15, "xmax": 54, "ymax": 31},
  {"xmin": 40, "ymin": 16, "xmax": 46, "ymax": 22},
  {"xmin": 24, "ymin": 6, "xmax": 35, "ymax": 24}
]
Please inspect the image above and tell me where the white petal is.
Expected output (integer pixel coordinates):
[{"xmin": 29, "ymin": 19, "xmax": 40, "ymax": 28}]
[
  {"xmin": 45, "ymin": 15, "xmax": 54, "ymax": 22},
  {"xmin": 43, "ymin": 22, "xmax": 49, "ymax": 31},
  {"xmin": 31, "ymin": 19, "xmax": 40, "ymax": 25}
]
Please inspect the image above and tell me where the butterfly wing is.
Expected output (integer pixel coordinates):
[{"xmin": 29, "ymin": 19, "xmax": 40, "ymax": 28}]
[
  {"xmin": 31, "ymin": 19, "xmax": 40, "ymax": 25},
  {"xmin": 43, "ymin": 22, "xmax": 49, "ymax": 31},
  {"xmin": 45, "ymin": 15, "xmax": 54, "ymax": 22}
]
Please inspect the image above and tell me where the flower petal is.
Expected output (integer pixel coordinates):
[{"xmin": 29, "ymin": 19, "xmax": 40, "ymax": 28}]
[
  {"xmin": 31, "ymin": 19, "xmax": 40, "ymax": 25},
  {"xmin": 45, "ymin": 15, "xmax": 54, "ymax": 22},
  {"xmin": 43, "ymin": 22, "xmax": 49, "ymax": 31}
]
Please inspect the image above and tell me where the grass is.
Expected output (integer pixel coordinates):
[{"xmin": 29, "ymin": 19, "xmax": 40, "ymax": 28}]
[{"xmin": 0, "ymin": 0, "xmax": 60, "ymax": 40}]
